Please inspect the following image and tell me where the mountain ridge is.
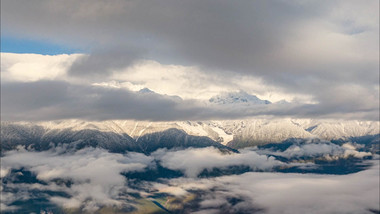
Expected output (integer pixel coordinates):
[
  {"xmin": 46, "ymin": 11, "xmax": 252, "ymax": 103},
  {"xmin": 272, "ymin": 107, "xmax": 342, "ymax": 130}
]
[{"xmin": 2, "ymin": 119, "xmax": 379, "ymax": 149}]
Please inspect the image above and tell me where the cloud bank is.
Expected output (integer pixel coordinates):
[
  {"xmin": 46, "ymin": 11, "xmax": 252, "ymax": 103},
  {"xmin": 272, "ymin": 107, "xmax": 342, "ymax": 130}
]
[
  {"xmin": 1, "ymin": 144, "xmax": 378, "ymax": 213},
  {"xmin": 162, "ymin": 162, "xmax": 379, "ymax": 214},
  {"xmin": 256, "ymin": 141, "xmax": 373, "ymax": 159},
  {"xmin": 1, "ymin": 53, "xmax": 378, "ymax": 121},
  {"xmin": 1, "ymin": 0, "xmax": 379, "ymax": 121},
  {"xmin": 3, "ymin": 79, "xmax": 377, "ymax": 121},
  {"xmin": 154, "ymin": 147, "xmax": 281, "ymax": 178},
  {"xmin": 1, "ymin": 147, "xmax": 154, "ymax": 211}
]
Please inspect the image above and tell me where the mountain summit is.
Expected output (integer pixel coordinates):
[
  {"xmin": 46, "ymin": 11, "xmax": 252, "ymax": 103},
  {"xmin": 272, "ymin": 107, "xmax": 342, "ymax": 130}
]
[{"xmin": 209, "ymin": 91, "xmax": 271, "ymax": 105}]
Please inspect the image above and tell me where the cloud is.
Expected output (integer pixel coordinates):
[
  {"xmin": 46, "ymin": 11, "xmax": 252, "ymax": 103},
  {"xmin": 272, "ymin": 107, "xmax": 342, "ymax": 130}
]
[
  {"xmin": 1, "ymin": 1, "xmax": 379, "ymax": 120},
  {"xmin": 2, "ymin": 78, "xmax": 378, "ymax": 121},
  {"xmin": 1, "ymin": 147, "xmax": 154, "ymax": 211},
  {"xmin": 160, "ymin": 161, "xmax": 380, "ymax": 214},
  {"xmin": 1, "ymin": 52, "xmax": 304, "ymax": 102},
  {"xmin": 0, "ymin": 80, "xmax": 198, "ymax": 121},
  {"xmin": 257, "ymin": 141, "xmax": 373, "ymax": 159},
  {"xmin": 68, "ymin": 48, "xmax": 144, "ymax": 79},
  {"xmin": 5, "ymin": 1, "xmax": 377, "ymax": 78},
  {"xmin": 0, "ymin": 53, "xmax": 79, "ymax": 82},
  {"xmin": 1, "ymin": 145, "xmax": 378, "ymax": 213},
  {"xmin": 154, "ymin": 147, "xmax": 282, "ymax": 177},
  {"xmin": 0, "ymin": 187, "xmax": 19, "ymax": 212}
]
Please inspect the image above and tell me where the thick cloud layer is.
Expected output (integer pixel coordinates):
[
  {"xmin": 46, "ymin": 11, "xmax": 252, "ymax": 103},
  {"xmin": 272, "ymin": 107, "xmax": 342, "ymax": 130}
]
[
  {"xmin": 68, "ymin": 48, "xmax": 144, "ymax": 78},
  {"xmin": 1, "ymin": 147, "xmax": 154, "ymax": 211},
  {"xmin": 1, "ymin": 145, "xmax": 378, "ymax": 213},
  {"xmin": 256, "ymin": 141, "xmax": 372, "ymax": 159},
  {"xmin": 161, "ymin": 162, "xmax": 379, "ymax": 214},
  {"xmin": 154, "ymin": 147, "xmax": 282, "ymax": 177},
  {"xmin": 1, "ymin": 80, "xmax": 199, "ymax": 121},
  {"xmin": 1, "ymin": 0, "xmax": 379, "ymax": 121},
  {"xmin": 3, "ymin": 79, "xmax": 377, "ymax": 121}
]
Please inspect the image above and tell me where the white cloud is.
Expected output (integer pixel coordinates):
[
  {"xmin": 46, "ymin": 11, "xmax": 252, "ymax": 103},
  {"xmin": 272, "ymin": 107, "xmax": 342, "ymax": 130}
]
[
  {"xmin": 1, "ymin": 147, "xmax": 154, "ymax": 211},
  {"xmin": 0, "ymin": 52, "xmax": 313, "ymax": 103},
  {"xmin": 155, "ymin": 147, "xmax": 282, "ymax": 178},
  {"xmin": 0, "ymin": 53, "xmax": 80, "ymax": 82},
  {"xmin": 1, "ymin": 53, "xmax": 378, "ymax": 121},
  {"xmin": 258, "ymin": 141, "xmax": 372, "ymax": 159},
  {"xmin": 161, "ymin": 160, "xmax": 380, "ymax": 214},
  {"xmin": 1, "ymin": 145, "xmax": 378, "ymax": 213},
  {"xmin": 110, "ymin": 60, "xmax": 310, "ymax": 102}
]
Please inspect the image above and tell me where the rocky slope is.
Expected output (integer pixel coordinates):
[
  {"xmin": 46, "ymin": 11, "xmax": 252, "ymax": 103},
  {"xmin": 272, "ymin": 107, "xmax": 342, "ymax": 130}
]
[{"xmin": 1, "ymin": 119, "xmax": 379, "ymax": 150}]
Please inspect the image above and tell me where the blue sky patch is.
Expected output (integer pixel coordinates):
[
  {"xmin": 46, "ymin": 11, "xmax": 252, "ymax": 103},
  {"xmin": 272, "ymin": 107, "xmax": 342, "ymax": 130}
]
[{"xmin": 1, "ymin": 36, "xmax": 82, "ymax": 55}]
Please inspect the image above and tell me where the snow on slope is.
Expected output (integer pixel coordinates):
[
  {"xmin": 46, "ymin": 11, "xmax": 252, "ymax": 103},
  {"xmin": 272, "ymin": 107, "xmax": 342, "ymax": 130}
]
[
  {"xmin": 225, "ymin": 119, "xmax": 314, "ymax": 146},
  {"xmin": 3, "ymin": 119, "xmax": 379, "ymax": 149},
  {"xmin": 307, "ymin": 120, "xmax": 379, "ymax": 139},
  {"xmin": 208, "ymin": 125, "xmax": 234, "ymax": 145},
  {"xmin": 225, "ymin": 119, "xmax": 379, "ymax": 147}
]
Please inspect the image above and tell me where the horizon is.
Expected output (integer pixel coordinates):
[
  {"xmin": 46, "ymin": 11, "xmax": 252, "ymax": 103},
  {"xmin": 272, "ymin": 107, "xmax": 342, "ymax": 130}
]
[{"xmin": 1, "ymin": 1, "xmax": 379, "ymax": 214}]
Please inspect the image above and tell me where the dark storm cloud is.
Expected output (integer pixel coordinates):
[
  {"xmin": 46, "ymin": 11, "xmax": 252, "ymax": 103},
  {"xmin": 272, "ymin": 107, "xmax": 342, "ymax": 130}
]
[
  {"xmin": 1, "ymin": 0, "xmax": 331, "ymax": 71},
  {"xmin": 68, "ymin": 48, "xmax": 144, "ymax": 78},
  {"xmin": 3, "ymin": 0, "xmax": 376, "ymax": 75},
  {"xmin": 1, "ymin": 80, "xmax": 378, "ymax": 121},
  {"xmin": 1, "ymin": 0, "xmax": 379, "ymax": 120},
  {"xmin": 0, "ymin": 81, "xmax": 198, "ymax": 121}
]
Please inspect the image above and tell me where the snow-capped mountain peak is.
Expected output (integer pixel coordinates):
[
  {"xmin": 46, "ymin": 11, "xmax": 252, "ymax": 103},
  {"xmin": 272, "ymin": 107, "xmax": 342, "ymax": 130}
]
[
  {"xmin": 138, "ymin": 87, "xmax": 155, "ymax": 94},
  {"xmin": 209, "ymin": 91, "xmax": 271, "ymax": 105}
]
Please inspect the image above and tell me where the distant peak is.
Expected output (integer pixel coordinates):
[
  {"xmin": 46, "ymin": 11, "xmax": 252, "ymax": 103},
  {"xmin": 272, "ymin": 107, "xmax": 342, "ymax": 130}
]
[
  {"xmin": 138, "ymin": 88, "xmax": 155, "ymax": 94},
  {"xmin": 209, "ymin": 91, "xmax": 271, "ymax": 105}
]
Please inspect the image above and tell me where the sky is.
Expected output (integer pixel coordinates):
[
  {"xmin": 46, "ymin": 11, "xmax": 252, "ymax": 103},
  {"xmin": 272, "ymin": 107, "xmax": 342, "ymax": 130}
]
[
  {"xmin": 1, "ymin": 36, "xmax": 82, "ymax": 55},
  {"xmin": 1, "ymin": 0, "xmax": 379, "ymax": 121}
]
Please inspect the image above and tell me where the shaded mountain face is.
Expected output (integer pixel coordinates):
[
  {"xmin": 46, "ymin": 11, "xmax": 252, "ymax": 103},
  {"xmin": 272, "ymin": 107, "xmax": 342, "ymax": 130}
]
[
  {"xmin": 220, "ymin": 119, "xmax": 379, "ymax": 148},
  {"xmin": 0, "ymin": 124, "xmax": 232, "ymax": 154},
  {"xmin": 1, "ymin": 123, "xmax": 138, "ymax": 153},
  {"xmin": 2, "ymin": 119, "xmax": 379, "ymax": 151},
  {"xmin": 135, "ymin": 128, "xmax": 235, "ymax": 154}
]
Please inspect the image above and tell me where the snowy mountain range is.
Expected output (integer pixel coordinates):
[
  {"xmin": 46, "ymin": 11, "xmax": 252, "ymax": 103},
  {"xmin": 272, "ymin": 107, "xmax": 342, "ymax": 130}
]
[
  {"xmin": 2, "ymin": 118, "xmax": 379, "ymax": 151},
  {"xmin": 1, "ymin": 91, "xmax": 378, "ymax": 151}
]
